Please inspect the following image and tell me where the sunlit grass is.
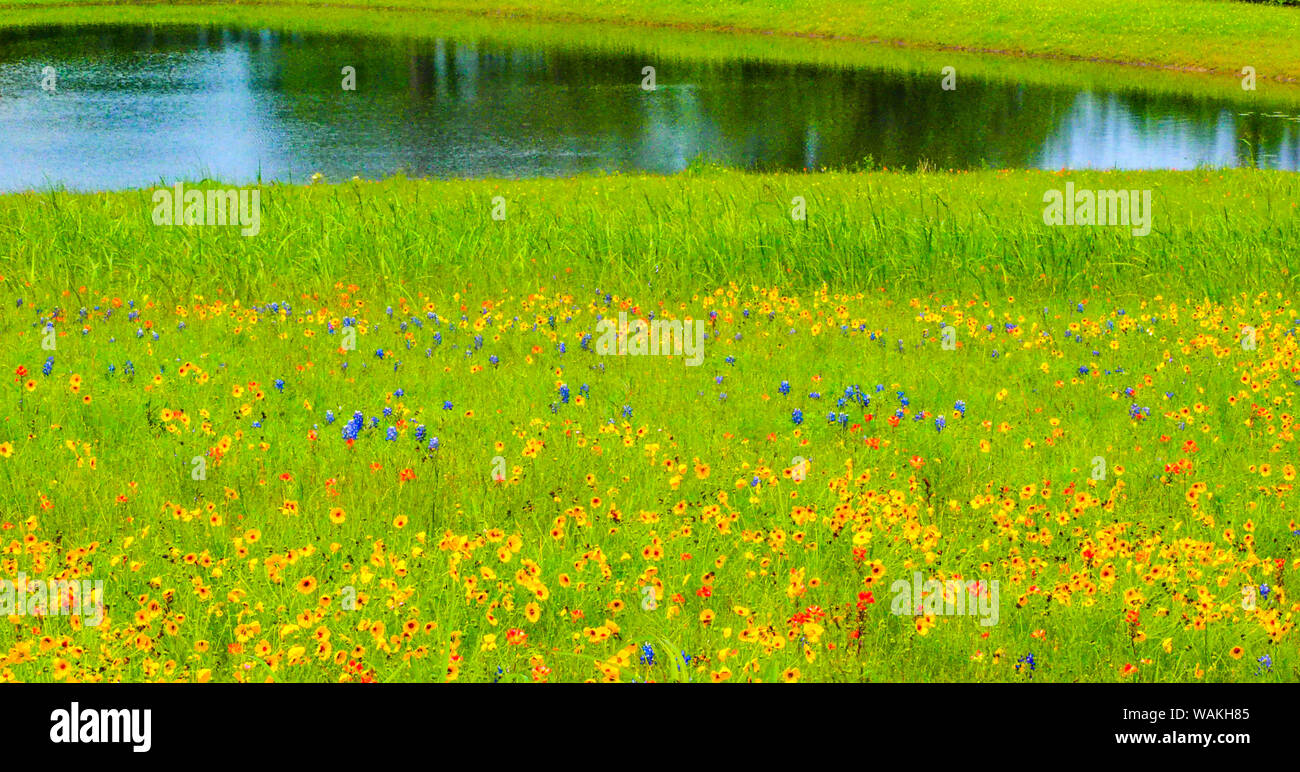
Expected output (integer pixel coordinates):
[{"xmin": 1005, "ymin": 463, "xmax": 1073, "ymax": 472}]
[{"xmin": 0, "ymin": 169, "xmax": 1296, "ymax": 682}]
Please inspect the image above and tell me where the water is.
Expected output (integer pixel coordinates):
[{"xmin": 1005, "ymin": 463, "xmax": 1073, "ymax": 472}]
[{"xmin": 1, "ymin": 24, "xmax": 1298, "ymax": 192}]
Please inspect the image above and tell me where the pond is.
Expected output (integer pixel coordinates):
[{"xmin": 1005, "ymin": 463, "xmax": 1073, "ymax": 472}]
[{"xmin": 1, "ymin": 23, "xmax": 1298, "ymax": 192}]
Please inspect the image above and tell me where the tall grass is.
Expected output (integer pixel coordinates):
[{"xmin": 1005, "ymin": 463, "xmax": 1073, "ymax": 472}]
[{"xmin": 2, "ymin": 169, "xmax": 1295, "ymax": 302}]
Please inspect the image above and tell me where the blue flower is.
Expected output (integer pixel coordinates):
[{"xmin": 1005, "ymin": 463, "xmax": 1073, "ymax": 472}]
[
  {"xmin": 792, "ymin": 409, "xmax": 803, "ymax": 425},
  {"xmin": 779, "ymin": 380, "xmax": 790, "ymax": 396}
]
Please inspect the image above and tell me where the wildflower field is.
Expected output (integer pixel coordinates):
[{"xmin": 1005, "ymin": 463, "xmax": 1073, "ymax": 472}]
[{"xmin": 1, "ymin": 167, "xmax": 1297, "ymax": 683}]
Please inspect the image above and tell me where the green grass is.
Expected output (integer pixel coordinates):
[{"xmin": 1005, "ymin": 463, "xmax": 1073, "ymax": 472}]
[
  {"xmin": 0, "ymin": 170, "xmax": 1297, "ymax": 682},
  {"xmin": 0, "ymin": 1, "xmax": 1297, "ymax": 684},
  {"xmin": 2, "ymin": 169, "xmax": 1296, "ymax": 301}
]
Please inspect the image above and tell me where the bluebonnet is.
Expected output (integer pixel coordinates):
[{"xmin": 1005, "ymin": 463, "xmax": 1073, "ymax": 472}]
[{"xmin": 792, "ymin": 408, "xmax": 803, "ymax": 425}]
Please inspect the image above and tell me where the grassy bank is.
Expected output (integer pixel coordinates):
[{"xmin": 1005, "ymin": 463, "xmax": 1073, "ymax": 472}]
[
  {"xmin": 2, "ymin": 169, "xmax": 1295, "ymax": 300},
  {"xmin": 2, "ymin": 2, "xmax": 1300, "ymax": 109},
  {"xmin": 4, "ymin": 0, "xmax": 1300, "ymax": 94}
]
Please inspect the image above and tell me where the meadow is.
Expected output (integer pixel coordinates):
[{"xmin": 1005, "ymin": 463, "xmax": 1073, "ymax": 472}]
[
  {"xmin": 0, "ymin": 168, "xmax": 1297, "ymax": 682},
  {"xmin": 1, "ymin": 0, "xmax": 1299, "ymax": 683}
]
